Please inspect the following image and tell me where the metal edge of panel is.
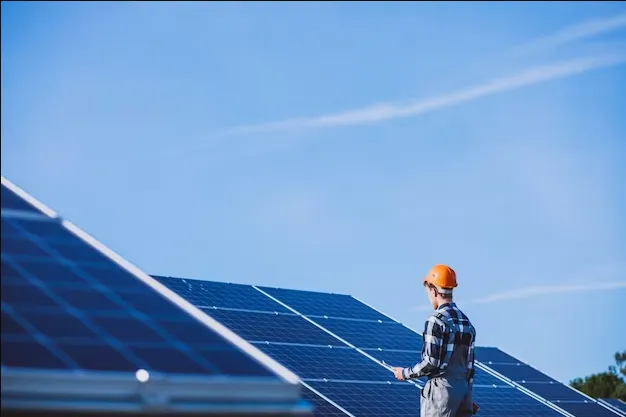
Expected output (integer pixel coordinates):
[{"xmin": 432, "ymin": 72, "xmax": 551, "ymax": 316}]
[
  {"xmin": 0, "ymin": 368, "xmax": 312, "ymax": 415},
  {"xmin": 0, "ymin": 177, "xmax": 58, "ymax": 219}
]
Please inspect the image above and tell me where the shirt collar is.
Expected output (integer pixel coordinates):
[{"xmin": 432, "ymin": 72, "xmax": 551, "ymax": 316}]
[{"xmin": 437, "ymin": 302, "xmax": 455, "ymax": 310}]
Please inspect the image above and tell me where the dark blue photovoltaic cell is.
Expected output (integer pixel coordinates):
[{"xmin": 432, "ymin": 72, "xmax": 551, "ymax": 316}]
[
  {"xmin": 305, "ymin": 381, "xmax": 420, "ymax": 417},
  {"xmin": 255, "ymin": 344, "xmax": 399, "ymax": 382},
  {"xmin": 10, "ymin": 218, "xmax": 87, "ymax": 242},
  {"xmin": 0, "ymin": 216, "xmax": 276, "ymax": 379},
  {"xmin": 471, "ymin": 369, "xmax": 511, "ymax": 387},
  {"xmin": 310, "ymin": 317, "xmax": 422, "ymax": 351},
  {"xmin": 201, "ymin": 308, "xmax": 340, "ymax": 346},
  {"xmin": 2, "ymin": 218, "xmax": 22, "ymax": 238},
  {"xmin": 476, "ymin": 347, "xmax": 615, "ymax": 417},
  {"xmin": 558, "ymin": 402, "xmax": 621, "ymax": 417},
  {"xmin": 301, "ymin": 387, "xmax": 347, "ymax": 416},
  {"xmin": 258, "ymin": 286, "xmax": 391, "ymax": 322},
  {"xmin": 2, "ymin": 256, "xmax": 153, "ymax": 297},
  {"xmin": 471, "ymin": 386, "xmax": 564, "ymax": 417},
  {"xmin": 601, "ymin": 398, "xmax": 626, "ymax": 412},
  {"xmin": 477, "ymin": 349, "xmax": 623, "ymax": 417},
  {"xmin": 1, "ymin": 335, "xmax": 68, "ymax": 369},
  {"xmin": 359, "ymin": 349, "xmax": 420, "ymax": 370},
  {"xmin": 475, "ymin": 347, "xmax": 523, "ymax": 364},
  {"xmin": 520, "ymin": 383, "xmax": 621, "ymax": 417},
  {"xmin": 360, "ymin": 349, "xmax": 508, "ymax": 387},
  {"xmin": 155, "ymin": 276, "xmax": 290, "ymax": 313},
  {"xmin": 1, "ymin": 184, "xmax": 42, "ymax": 214},
  {"xmin": 521, "ymin": 382, "xmax": 588, "ymax": 401},
  {"xmin": 4, "ymin": 218, "xmax": 112, "ymax": 265},
  {"xmin": 487, "ymin": 363, "xmax": 554, "ymax": 382}
]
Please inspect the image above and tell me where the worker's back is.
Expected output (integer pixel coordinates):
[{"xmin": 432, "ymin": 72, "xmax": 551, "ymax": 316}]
[{"xmin": 432, "ymin": 302, "xmax": 476, "ymax": 382}]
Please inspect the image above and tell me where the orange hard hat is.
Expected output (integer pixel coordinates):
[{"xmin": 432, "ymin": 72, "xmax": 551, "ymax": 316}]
[{"xmin": 423, "ymin": 264, "xmax": 457, "ymax": 289}]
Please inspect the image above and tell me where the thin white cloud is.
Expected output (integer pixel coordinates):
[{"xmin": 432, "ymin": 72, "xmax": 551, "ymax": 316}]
[
  {"xmin": 411, "ymin": 281, "xmax": 626, "ymax": 311},
  {"xmin": 223, "ymin": 53, "xmax": 626, "ymax": 135},
  {"xmin": 218, "ymin": 13, "xmax": 626, "ymax": 137},
  {"xmin": 512, "ymin": 13, "xmax": 626, "ymax": 56}
]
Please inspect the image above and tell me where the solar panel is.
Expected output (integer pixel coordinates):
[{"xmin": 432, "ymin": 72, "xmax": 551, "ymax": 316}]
[
  {"xmin": 487, "ymin": 363, "xmax": 555, "ymax": 382},
  {"xmin": 476, "ymin": 346, "xmax": 523, "ymax": 364},
  {"xmin": 309, "ymin": 317, "xmax": 423, "ymax": 351},
  {"xmin": 156, "ymin": 275, "xmax": 291, "ymax": 313},
  {"xmin": 558, "ymin": 402, "xmax": 623, "ymax": 417},
  {"xmin": 599, "ymin": 399, "xmax": 626, "ymax": 415},
  {"xmin": 471, "ymin": 386, "xmax": 564, "ymax": 417},
  {"xmin": 258, "ymin": 286, "xmax": 392, "ymax": 322},
  {"xmin": 3, "ymin": 224, "xmax": 228, "ymax": 374},
  {"xmin": 257, "ymin": 344, "xmax": 395, "ymax": 382},
  {"xmin": 160, "ymin": 277, "xmax": 414, "ymax": 415},
  {"xmin": 477, "ymin": 347, "xmax": 621, "ymax": 417},
  {"xmin": 201, "ymin": 308, "xmax": 341, "ymax": 346},
  {"xmin": 258, "ymin": 286, "xmax": 424, "ymax": 352},
  {"xmin": 253, "ymin": 344, "xmax": 421, "ymax": 414},
  {"xmin": 301, "ymin": 387, "xmax": 349, "ymax": 416},
  {"xmin": 521, "ymin": 382, "xmax": 595, "ymax": 402},
  {"xmin": 0, "ymin": 176, "xmax": 307, "ymax": 415},
  {"xmin": 305, "ymin": 381, "xmax": 421, "ymax": 417}
]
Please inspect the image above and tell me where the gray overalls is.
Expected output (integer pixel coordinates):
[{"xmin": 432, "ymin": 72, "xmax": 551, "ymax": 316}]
[{"xmin": 420, "ymin": 309, "xmax": 475, "ymax": 417}]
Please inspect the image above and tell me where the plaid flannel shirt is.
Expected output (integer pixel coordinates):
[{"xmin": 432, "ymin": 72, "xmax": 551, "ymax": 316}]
[{"xmin": 402, "ymin": 302, "xmax": 476, "ymax": 382}]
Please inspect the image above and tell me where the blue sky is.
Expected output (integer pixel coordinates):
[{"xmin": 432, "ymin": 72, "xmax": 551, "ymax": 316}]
[{"xmin": 2, "ymin": 2, "xmax": 625, "ymax": 384}]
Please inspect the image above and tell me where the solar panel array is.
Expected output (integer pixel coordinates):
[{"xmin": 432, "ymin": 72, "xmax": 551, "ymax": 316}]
[
  {"xmin": 3, "ymin": 176, "xmax": 620, "ymax": 417},
  {"xmin": 157, "ymin": 276, "xmax": 420, "ymax": 416},
  {"xmin": 476, "ymin": 347, "xmax": 621, "ymax": 417},
  {"xmin": 157, "ymin": 275, "xmax": 591, "ymax": 417},
  {"xmin": 0, "ymin": 179, "xmax": 305, "ymax": 415}
]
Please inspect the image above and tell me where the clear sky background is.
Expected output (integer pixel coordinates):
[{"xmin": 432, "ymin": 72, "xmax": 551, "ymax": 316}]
[{"xmin": 2, "ymin": 1, "xmax": 625, "ymax": 384}]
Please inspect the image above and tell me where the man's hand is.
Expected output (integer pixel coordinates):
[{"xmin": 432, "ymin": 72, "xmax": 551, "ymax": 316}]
[{"xmin": 391, "ymin": 367, "xmax": 405, "ymax": 381}]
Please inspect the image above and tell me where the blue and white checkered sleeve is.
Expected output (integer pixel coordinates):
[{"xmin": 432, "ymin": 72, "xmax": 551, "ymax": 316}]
[{"xmin": 402, "ymin": 315, "xmax": 446, "ymax": 380}]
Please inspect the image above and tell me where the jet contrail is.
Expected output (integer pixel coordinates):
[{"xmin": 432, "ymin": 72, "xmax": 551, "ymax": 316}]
[
  {"xmin": 411, "ymin": 281, "xmax": 626, "ymax": 311},
  {"xmin": 223, "ymin": 53, "xmax": 626, "ymax": 135},
  {"xmin": 512, "ymin": 12, "xmax": 626, "ymax": 56}
]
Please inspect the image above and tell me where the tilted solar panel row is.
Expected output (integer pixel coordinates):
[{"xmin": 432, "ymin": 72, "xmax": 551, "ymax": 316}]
[
  {"xmin": 157, "ymin": 275, "xmax": 578, "ymax": 417},
  {"xmin": 0, "ymin": 177, "xmax": 310, "ymax": 416},
  {"xmin": 598, "ymin": 399, "xmax": 626, "ymax": 416},
  {"xmin": 253, "ymin": 285, "xmax": 586, "ymax": 417},
  {"xmin": 155, "ymin": 276, "xmax": 419, "ymax": 416},
  {"xmin": 476, "ymin": 346, "xmax": 621, "ymax": 417}
]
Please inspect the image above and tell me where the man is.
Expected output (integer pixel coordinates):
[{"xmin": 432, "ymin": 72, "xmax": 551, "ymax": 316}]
[{"xmin": 391, "ymin": 264, "xmax": 477, "ymax": 417}]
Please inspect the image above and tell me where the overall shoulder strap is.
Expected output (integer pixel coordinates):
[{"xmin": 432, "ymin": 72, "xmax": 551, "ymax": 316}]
[{"xmin": 434, "ymin": 308, "xmax": 459, "ymax": 333}]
